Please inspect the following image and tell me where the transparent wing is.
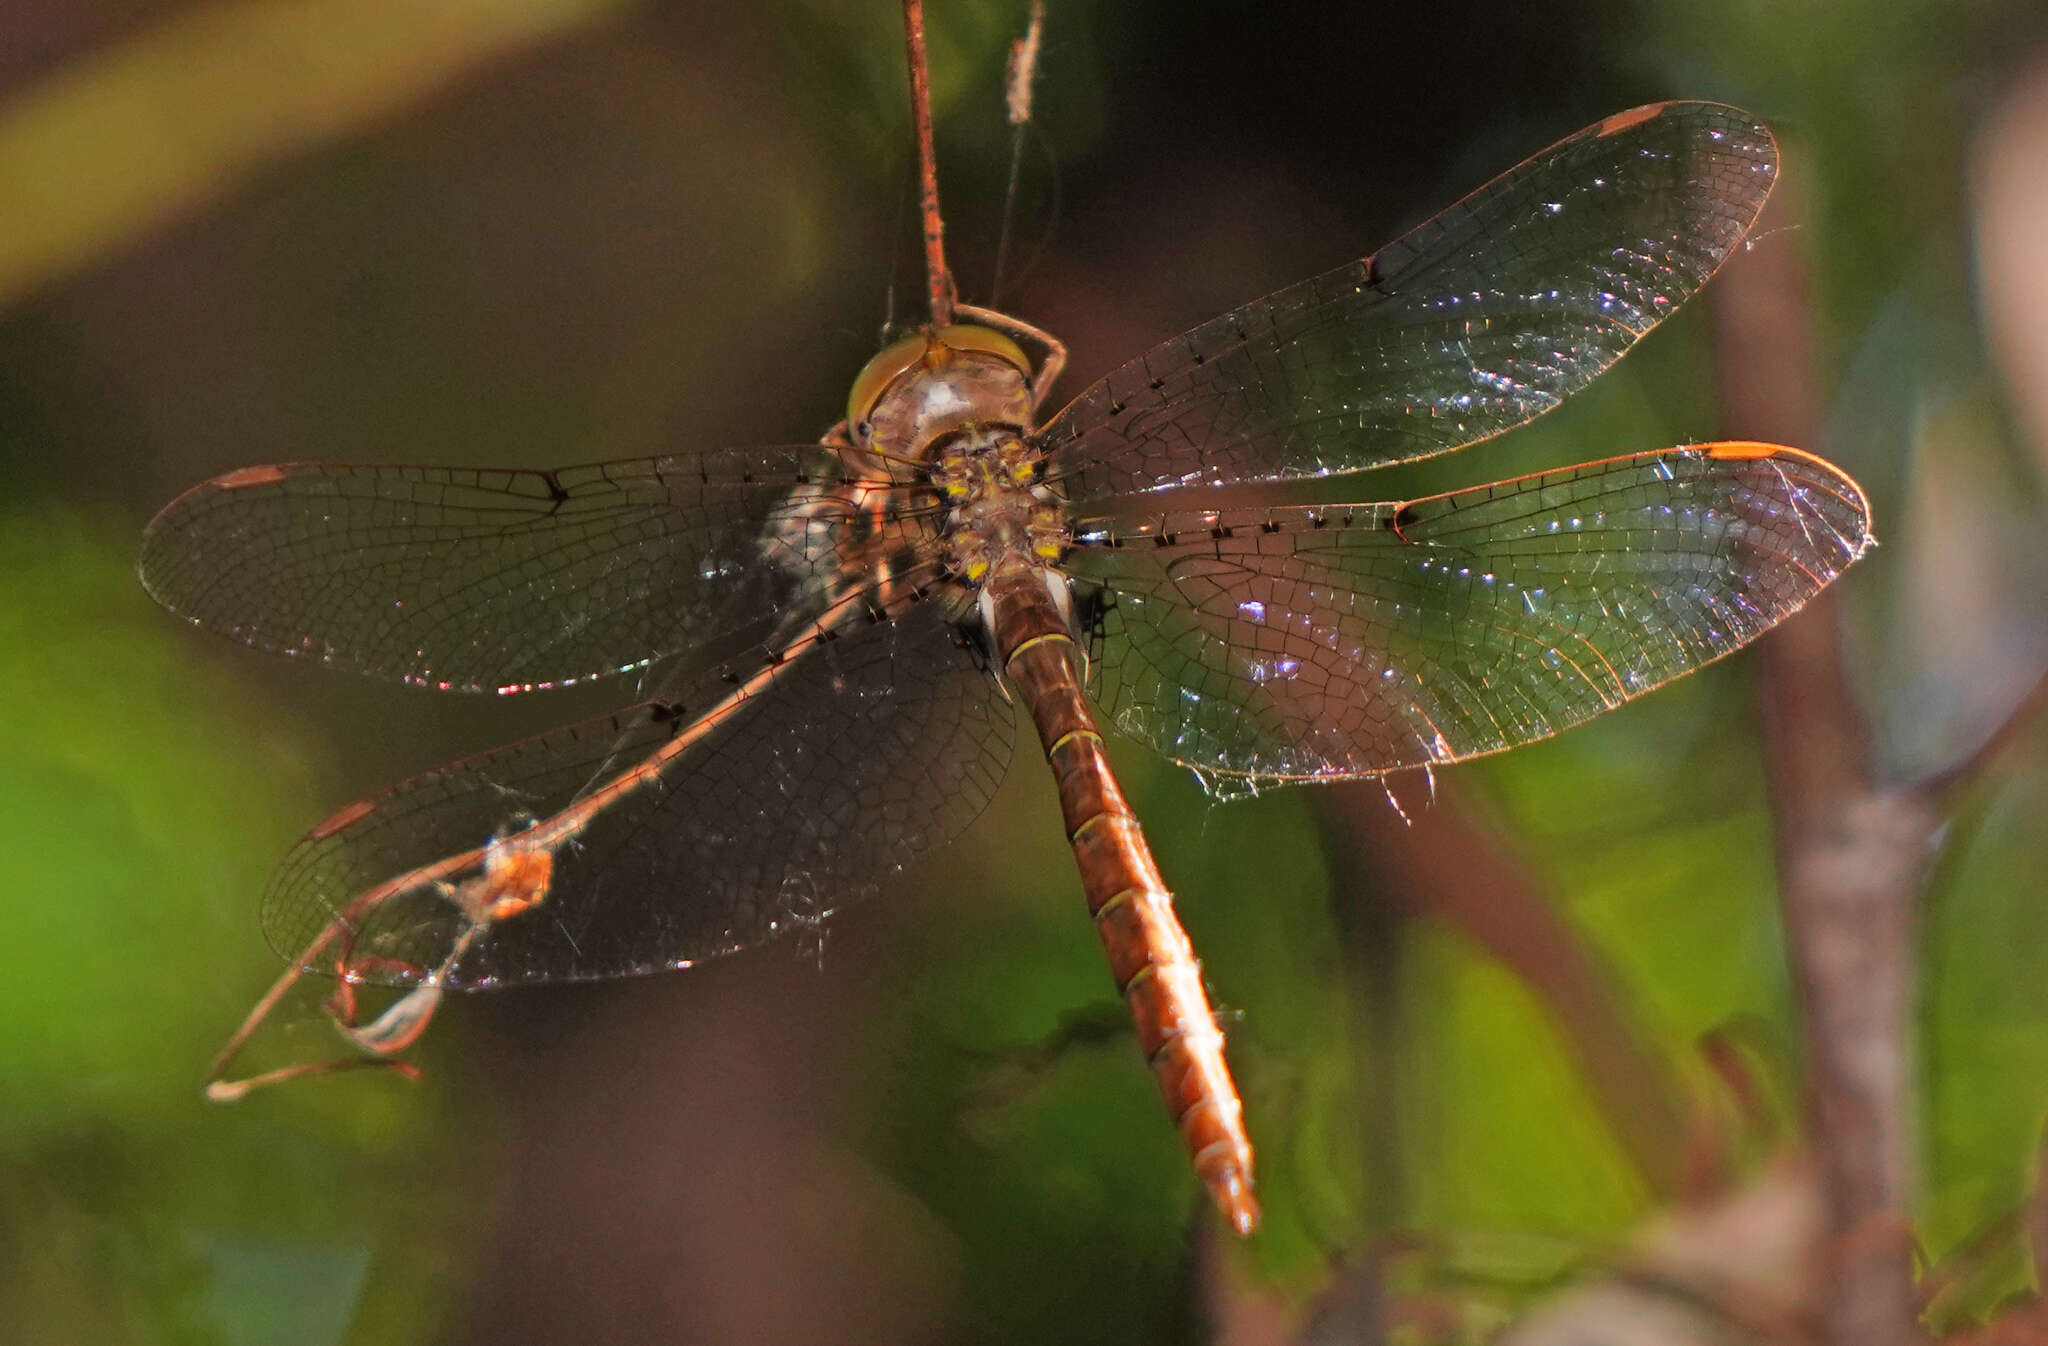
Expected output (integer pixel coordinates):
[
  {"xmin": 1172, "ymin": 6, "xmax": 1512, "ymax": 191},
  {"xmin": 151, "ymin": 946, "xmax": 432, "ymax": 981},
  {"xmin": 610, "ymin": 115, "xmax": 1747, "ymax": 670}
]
[
  {"xmin": 1063, "ymin": 445, "xmax": 1871, "ymax": 780},
  {"xmin": 1036, "ymin": 103, "xmax": 1777, "ymax": 502},
  {"xmin": 139, "ymin": 446, "xmax": 892, "ymax": 693},
  {"xmin": 259, "ymin": 588, "xmax": 1013, "ymax": 987}
]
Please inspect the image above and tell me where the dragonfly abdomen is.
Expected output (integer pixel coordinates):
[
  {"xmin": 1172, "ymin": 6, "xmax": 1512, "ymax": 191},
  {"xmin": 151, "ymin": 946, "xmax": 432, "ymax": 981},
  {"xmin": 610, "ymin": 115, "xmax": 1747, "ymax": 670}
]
[{"xmin": 985, "ymin": 562, "xmax": 1260, "ymax": 1234}]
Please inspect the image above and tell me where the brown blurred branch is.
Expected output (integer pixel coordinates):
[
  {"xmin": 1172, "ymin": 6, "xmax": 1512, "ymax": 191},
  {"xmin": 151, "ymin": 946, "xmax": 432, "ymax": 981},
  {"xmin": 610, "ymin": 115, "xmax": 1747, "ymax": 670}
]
[{"xmin": 1711, "ymin": 181, "xmax": 1934, "ymax": 1346}]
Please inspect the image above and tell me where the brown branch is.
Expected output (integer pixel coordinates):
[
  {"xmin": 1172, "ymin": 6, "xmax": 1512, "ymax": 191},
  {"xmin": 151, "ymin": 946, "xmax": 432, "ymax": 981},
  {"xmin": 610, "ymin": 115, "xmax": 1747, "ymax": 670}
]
[{"xmin": 1710, "ymin": 179, "xmax": 1933, "ymax": 1346}]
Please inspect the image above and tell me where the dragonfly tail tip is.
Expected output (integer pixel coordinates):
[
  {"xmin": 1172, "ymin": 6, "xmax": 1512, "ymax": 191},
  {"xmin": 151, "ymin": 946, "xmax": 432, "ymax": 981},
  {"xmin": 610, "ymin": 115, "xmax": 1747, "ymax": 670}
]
[{"xmin": 1209, "ymin": 1172, "xmax": 1261, "ymax": 1236}]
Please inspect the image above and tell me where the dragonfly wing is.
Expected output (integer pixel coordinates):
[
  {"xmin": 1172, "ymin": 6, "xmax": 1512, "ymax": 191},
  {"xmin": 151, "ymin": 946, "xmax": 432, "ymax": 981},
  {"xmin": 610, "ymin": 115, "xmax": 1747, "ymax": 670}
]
[
  {"xmin": 259, "ymin": 588, "xmax": 1013, "ymax": 986},
  {"xmin": 1062, "ymin": 445, "xmax": 1870, "ymax": 779},
  {"xmin": 139, "ymin": 446, "xmax": 884, "ymax": 693},
  {"xmin": 1037, "ymin": 103, "xmax": 1777, "ymax": 502}
]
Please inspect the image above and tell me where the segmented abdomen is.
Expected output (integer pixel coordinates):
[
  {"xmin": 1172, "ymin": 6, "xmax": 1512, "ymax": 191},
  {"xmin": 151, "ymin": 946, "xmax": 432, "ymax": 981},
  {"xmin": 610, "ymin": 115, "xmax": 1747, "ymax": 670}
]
[{"xmin": 984, "ymin": 563, "xmax": 1259, "ymax": 1234}]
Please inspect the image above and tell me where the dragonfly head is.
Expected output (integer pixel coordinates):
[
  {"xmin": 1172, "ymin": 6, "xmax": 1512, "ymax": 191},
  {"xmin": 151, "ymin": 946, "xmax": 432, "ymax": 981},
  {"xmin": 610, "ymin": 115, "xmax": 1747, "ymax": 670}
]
[{"xmin": 846, "ymin": 324, "xmax": 1032, "ymax": 460}]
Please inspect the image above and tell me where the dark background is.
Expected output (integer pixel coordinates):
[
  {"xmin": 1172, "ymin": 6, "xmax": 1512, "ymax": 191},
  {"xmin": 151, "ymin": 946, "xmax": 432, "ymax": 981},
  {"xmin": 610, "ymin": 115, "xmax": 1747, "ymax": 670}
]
[{"xmin": 4, "ymin": 1, "xmax": 2047, "ymax": 1342}]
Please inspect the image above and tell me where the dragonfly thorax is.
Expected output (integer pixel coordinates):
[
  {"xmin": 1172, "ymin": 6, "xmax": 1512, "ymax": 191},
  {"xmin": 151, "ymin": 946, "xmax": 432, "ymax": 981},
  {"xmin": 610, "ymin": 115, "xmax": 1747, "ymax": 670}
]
[{"xmin": 930, "ymin": 425, "xmax": 1066, "ymax": 586}]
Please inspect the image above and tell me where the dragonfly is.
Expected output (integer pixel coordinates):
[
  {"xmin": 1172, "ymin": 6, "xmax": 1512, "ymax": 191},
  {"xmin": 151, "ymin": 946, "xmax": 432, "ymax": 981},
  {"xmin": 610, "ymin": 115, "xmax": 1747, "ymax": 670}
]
[{"xmin": 139, "ymin": 11, "xmax": 1871, "ymax": 1237}]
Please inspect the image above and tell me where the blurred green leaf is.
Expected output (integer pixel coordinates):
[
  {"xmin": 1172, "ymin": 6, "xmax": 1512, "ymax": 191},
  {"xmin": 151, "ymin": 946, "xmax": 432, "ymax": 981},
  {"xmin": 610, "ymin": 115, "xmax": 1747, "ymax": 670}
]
[{"xmin": 0, "ymin": 0, "xmax": 629, "ymax": 305}]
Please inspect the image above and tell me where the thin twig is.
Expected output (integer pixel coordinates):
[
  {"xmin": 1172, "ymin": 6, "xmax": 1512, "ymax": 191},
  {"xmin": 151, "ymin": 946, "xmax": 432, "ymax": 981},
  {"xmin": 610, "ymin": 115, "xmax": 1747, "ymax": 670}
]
[{"xmin": 902, "ymin": 0, "xmax": 954, "ymax": 326}]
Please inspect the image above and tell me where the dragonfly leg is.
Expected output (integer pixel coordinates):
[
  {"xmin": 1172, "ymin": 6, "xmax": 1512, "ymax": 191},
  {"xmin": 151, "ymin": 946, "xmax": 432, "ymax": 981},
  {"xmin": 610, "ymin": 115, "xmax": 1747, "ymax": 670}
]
[
  {"xmin": 205, "ymin": 922, "xmax": 486, "ymax": 1103},
  {"xmin": 292, "ymin": 917, "xmax": 454, "ymax": 1071},
  {"xmin": 952, "ymin": 302, "xmax": 1067, "ymax": 412},
  {"xmin": 322, "ymin": 949, "xmax": 433, "ymax": 1039},
  {"xmin": 202, "ymin": 1053, "xmax": 424, "ymax": 1102},
  {"xmin": 333, "ymin": 951, "xmax": 434, "ymax": 986},
  {"xmin": 322, "ymin": 846, "xmax": 539, "ymax": 1058},
  {"xmin": 333, "ymin": 981, "xmax": 448, "ymax": 1058},
  {"xmin": 202, "ymin": 912, "xmax": 434, "ymax": 1103},
  {"xmin": 204, "ymin": 836, "xmax": 550, "ymax": 1102}
]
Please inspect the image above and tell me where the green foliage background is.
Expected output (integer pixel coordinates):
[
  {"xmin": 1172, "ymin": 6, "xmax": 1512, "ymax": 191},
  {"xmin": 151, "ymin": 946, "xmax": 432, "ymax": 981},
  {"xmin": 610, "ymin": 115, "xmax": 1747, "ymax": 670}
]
[{"xmin": 2, "ymin": 1, "xmax": 2045, "ymax": 1342}]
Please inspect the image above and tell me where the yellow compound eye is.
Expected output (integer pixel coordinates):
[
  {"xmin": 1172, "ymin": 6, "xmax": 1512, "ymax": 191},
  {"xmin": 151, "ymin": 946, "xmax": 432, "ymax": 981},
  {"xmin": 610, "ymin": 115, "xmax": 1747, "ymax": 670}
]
[
  {"xmin": 845, "ymin": 325, "xmax": 1033, "ymax": 440},
  {"xmin": 931, "ymin": 324, "xmax": 1030, "ymax": 375},
  {"xmin": 846, "ymin": 331, "xmax": 933, "ymax": 434}
]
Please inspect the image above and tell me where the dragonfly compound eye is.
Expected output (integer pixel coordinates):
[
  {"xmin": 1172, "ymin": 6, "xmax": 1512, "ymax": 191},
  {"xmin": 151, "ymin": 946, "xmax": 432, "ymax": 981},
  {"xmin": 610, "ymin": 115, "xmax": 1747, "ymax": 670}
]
[
  {"xmin": 930, "ymin": 324, "xmax": 1029, "ymax": 375},
  {"xmin": 846, "ymin": 331, "xmax": 934, "ymax": 436},
  {"xmin": 846, "ymin": 326, "xmax": 1033, "ymax": 445}
]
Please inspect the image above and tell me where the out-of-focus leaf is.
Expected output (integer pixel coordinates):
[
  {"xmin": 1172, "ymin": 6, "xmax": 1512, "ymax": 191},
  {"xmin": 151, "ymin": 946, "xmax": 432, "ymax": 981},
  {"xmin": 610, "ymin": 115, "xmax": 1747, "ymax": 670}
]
[
  {"xmin": 1924, "ymin": 759, "xmax": 2048, "ymax": 1274},
  {"xmin": 0, "ymin": 0, "xmax": 628, "ymax": 305},
  {"xmin": 0, "ymin": 510, "xmax": 491, "ymax": 1343},
  {"xmin": 188, "ymin": 1231, "xmax": 368, "ymax": 1346},
  {"xmin": 0, "ymin": 510, "xmax": 312, "ymax": 1121}
]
